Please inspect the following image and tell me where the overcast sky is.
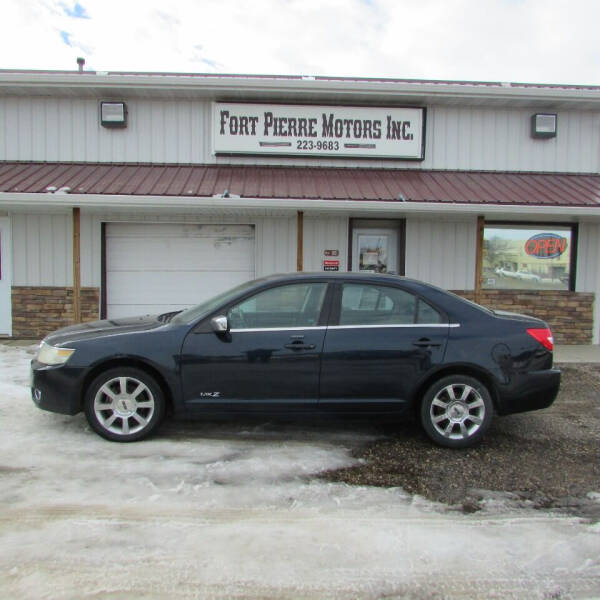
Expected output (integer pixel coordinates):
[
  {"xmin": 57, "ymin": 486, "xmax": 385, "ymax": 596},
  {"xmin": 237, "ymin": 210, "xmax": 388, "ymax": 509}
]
[{"xmin": 3, "ymin": 0, "xmax": 599, "ymax": 85}]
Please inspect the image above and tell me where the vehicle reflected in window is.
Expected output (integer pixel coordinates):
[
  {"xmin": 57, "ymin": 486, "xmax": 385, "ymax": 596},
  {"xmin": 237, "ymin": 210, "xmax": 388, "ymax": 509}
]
[{"xmin": 483, "ymin": 225, "xmax": 573, "ymax": 290}]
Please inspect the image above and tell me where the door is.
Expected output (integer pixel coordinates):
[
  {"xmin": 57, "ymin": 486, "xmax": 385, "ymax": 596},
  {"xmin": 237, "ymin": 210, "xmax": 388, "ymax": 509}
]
[
  {"xmin": 0, "ymin": 218, "xmax": 11, "ymax": 335},
  {"xmin": 105, "ymin": 223, "xmax": 255, "ymax": 318},
  {"xmin": 181, "ymin": 281, "xmax": 330, "ymax": 405},
  {"xmin": 352, "ymin": 228, "xmax": 398, "ymax": 273},
  {"xmin": 319, "ymin": 282, "xmax": 449, "ymax": 406}
]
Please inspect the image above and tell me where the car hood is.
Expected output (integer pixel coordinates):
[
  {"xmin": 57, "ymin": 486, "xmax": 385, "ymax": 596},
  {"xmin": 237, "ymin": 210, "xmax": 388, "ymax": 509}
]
[{"xmin": 44, "ymin": 314, "xmax": 165, "ymax": 346}]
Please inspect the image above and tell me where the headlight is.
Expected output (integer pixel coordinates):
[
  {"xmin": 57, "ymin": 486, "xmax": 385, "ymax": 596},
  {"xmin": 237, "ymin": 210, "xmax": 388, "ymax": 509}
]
[{"xmin": 36, "ymin": 342, "xmax": 75, "ymax": 365}]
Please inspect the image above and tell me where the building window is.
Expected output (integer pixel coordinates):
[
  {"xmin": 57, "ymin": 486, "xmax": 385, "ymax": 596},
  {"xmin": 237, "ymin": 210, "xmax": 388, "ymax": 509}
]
[
  {"xmin": 482, "ymin": 224, "xmax": 575, "ymax": 291},
  {"xmin": 349, "ymin": 219, "xmax": 406, "ymax": 275}
]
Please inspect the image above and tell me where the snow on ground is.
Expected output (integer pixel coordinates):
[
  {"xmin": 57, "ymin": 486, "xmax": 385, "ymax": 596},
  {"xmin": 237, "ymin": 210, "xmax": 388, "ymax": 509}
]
[{"xmin": 0, "ymin": 344, "xmax": 599, "ymax": 599}]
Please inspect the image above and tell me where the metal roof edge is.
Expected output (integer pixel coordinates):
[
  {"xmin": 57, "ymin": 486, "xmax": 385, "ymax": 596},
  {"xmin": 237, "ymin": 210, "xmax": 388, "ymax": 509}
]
[
  {"xmin": 2, "ymin": 192, "xmax": 600, "ymax": 219},
  {"xmin": 1, "ymin": 71, "xmax": 600, "ymax": 103}
]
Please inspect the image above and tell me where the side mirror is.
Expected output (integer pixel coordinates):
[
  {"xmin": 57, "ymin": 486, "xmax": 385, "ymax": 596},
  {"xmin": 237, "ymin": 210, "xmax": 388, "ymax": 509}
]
[{"xmin": 210, "ymin": 315, "xmax": 229, "ymax": 333}]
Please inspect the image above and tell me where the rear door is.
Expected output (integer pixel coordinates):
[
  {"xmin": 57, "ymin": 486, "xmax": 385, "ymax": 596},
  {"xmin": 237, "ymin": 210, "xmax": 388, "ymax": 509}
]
[{"xmin": 319, "ymin": 281, "xmax": 449, "ymax": 407}]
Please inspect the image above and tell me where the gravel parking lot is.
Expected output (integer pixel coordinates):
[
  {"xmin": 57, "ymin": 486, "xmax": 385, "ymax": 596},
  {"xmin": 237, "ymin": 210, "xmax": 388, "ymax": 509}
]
[
  {"xmin": 323, "ymin": 363, "xmax": 600, "ymax": 520},
  {"xmin": 1, "ymin": 344, "xmax": 599, "ymax": 599}
]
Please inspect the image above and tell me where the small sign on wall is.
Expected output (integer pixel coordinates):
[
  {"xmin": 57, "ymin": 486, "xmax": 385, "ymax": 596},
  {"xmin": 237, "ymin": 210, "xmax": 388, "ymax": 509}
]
[
  {"xmin": 324, "ymin": 249, "xmax": 339, "ymax": 256},
  {"xmin": 323, "ymin": 259, "xmax": 340, "ymax": 272}
]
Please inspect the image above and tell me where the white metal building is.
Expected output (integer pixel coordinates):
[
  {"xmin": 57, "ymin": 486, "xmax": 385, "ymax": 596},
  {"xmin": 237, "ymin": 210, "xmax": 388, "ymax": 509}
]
[{"xmin": 0, "ymin": 71, "xmax": 599, "ymax": 342}]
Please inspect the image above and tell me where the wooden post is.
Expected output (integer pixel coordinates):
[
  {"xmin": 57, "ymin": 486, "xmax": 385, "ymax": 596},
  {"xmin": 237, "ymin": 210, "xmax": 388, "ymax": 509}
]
[
  {"xmin": 474, "ymin": 215, "xmax": 485, "ymax": 305},
  {"xmin": 296, "ymin": 210, "xmax": 304, "ymax": 272},
  {"xmin": 72, "ymin": 207, "xmax": 81, "ymax": 323}
]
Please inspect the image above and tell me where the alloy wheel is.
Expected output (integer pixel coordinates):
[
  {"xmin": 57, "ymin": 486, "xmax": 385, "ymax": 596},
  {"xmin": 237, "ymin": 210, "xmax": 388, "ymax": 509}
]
[
  {"xmin": 93, "ymin": 376, "xmax": 156, "ymax": 436},
  {"xmin": 429, "ymin": 383, "xmax": 486, "ymax": 440}
]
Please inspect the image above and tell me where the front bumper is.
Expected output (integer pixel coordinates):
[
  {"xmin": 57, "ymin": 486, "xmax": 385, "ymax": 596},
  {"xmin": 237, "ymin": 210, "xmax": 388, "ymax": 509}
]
[
  {"xmin": 30, "ymin": 360, "xmax": 85, "ymax": 416},
  {"xmin": 495, "ymin": 368, "xmax": 561, "ymax": 416}
]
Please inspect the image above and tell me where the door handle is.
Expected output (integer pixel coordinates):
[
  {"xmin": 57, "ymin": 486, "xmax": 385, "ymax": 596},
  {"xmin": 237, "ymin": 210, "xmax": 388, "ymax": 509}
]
[
  {"xmin": 412, "ymin": 338, "xmax": 441, "ymax": 348},
  {"xmin": 284, "ymin": 341, "xmax": 316, "ymax": 351}
]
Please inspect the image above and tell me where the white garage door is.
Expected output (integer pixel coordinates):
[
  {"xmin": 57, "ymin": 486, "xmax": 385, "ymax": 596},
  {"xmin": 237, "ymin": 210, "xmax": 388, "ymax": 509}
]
[{"xmin": 106, "ymin": 223, "xmax": 255, "ymax": 319}]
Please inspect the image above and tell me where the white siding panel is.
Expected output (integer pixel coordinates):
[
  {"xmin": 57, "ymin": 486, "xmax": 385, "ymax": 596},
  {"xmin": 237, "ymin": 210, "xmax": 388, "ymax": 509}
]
[
  {"xmin": 1, "ymin": 97, "xmax": 599, "ymax": 173},
  {"xmin": 80, "ymin": 213, "xmax": 100, "ymax": 287},
  {"xmin": 576, "ymin": 223, "xmax": 600, "ymax": 343},
  {"xmin": 11, "ymin": 215, "xmax": 27, "ymax": 285},
  {"xmin": 25, "ymin": 216, "xmax": 40, "ymax": 284},
  {"xmin": 0, "ymin": 218, "xmax": 12, "ymax": 334},
  {"xmin": 302, "ymin": 216, "xmax": 348, "ymax": 272},
  {"xmin": 405, "ymin": 218, "xmax": 477, "ymax": 290},
  {"xmin": 11, "ymin": 213, "xmax": 71, "ymax": 286},
  {"xmin": 255, "ymin": 216, "xmax": 297, "ymax": 276}
]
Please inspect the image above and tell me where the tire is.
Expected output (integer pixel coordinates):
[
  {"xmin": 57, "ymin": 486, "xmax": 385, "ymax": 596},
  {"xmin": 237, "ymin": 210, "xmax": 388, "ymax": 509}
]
[
  {"xmin": 83, "ymin": 367, "xmax": 165, "ymax": 442},
  {"xmin": 420, "ymin": 375, "xmax": 493, "ymax": 449}
]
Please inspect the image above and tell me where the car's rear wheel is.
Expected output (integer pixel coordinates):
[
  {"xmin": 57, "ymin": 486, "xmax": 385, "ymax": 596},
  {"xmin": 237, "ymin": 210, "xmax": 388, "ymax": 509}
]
[
  {"xmin": 420, "ymin": 375, "xmax": 493, "ymax": 448},
  {"xmin": 83, "ymin": 367, "xmax": 165, "ymax": 442}
]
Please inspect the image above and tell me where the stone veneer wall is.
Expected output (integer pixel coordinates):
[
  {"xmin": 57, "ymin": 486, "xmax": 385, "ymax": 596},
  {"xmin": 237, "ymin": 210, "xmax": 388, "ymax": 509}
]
[
  {"xmin": 452, "ymin": 290, "xmax": 594, "ymax": 345},
  {"xmin": 9, "ymin": 286, "xmax": 595, "ymax": 344},
  {"xmin": 11, "ymin": 287, "xmax": 100, "ymax": 338}
]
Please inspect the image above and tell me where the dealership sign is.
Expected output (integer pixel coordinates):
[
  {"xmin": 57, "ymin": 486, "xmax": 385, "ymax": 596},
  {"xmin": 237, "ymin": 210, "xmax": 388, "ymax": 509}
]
[
  {"xmin": 525, "ymin": 233, "xmax": 567, "ymax": 259},
  {"xmin": 212, "ymin": 103, "xmax": 425, "ymax": 159}
]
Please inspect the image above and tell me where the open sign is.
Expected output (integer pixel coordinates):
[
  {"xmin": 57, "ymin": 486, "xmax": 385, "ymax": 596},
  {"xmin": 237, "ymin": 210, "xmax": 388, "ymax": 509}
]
[{"xmin": 524, "ymin": 233, "xmax": 567, "ymax": 259}]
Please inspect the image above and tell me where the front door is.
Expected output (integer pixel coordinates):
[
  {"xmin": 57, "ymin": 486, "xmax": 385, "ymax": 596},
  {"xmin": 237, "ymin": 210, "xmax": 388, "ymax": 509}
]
[
  {"xmin": 0, "ymin": 218, "xmax": 12, "ymax": 335},
  {"xmin": 319, "ymin": 281, "xmax": 449, "ymax": 406},
  {"xmin": 181, "ymin": 281, "xmax": 329, "ymax": 405}
]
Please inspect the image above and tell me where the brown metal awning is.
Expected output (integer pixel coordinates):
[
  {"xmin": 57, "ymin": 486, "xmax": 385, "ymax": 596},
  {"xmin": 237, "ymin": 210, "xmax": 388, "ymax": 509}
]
[{"xmin": 0, "ymin": 162, "xmax": 599, "ymax": 207}]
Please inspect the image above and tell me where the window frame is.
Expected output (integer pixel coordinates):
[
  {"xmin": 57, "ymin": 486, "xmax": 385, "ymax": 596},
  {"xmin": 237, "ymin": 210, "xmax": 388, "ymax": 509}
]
[{"xmin": 482, "ymin": 221, "xmax": 578, "ymax": 292}]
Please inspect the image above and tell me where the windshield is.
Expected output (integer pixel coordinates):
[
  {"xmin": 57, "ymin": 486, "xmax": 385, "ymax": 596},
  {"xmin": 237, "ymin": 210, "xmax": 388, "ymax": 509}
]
[{"xmin": 170, "ymin": 278, "xmax": 263, "ymax": 325}]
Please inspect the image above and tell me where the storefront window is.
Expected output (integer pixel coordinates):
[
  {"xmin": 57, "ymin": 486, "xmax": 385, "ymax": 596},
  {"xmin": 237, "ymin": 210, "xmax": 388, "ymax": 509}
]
[{"xmin": 483, "ymin": 224, "xmax": 574, "ymax": 291}]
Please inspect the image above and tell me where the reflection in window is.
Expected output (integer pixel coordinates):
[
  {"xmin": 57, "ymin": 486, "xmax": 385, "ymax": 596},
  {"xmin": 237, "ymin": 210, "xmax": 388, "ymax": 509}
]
[
  {"xmin": 340, "ymin": 284, "xmax": 417, "ymax": 325},
  {"xmin": 229, "ymin": 283, "xmax": 327, "ymax": 329},
  {"xmin": 357, "ymin": 235, "xmax": 390, "ymax": 273},
  {"xmin": 483, "ymin": 225, "xmax": 573, "ymax": 291}
]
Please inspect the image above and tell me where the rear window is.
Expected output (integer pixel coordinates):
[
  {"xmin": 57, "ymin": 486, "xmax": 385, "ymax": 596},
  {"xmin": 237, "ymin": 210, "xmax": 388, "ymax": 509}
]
[{"xmin": 339, "ymin": 283, "xmax": 447, "ymax": 326}]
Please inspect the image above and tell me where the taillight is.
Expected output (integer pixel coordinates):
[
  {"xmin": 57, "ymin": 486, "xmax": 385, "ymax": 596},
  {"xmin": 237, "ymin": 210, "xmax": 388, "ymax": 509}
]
[{"xmin": 527, "ymin": 328, "xmax": 554, "ymax": 351}]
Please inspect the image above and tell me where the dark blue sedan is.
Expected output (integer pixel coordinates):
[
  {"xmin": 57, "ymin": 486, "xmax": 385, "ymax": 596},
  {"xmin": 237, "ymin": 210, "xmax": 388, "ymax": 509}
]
[{"xmin": 30, "ymin": 273, "xmax": 560, "ymax": 448}]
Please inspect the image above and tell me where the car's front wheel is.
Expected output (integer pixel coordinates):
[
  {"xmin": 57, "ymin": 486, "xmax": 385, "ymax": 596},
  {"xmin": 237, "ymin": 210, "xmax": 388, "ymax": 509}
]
[
  {"xmin": 420, "ymin": 375, "xmax": 493, "ymax": 448},
  {"xmin": 83, "ymin": 367, "xmax": 165, "ymax": 442}
]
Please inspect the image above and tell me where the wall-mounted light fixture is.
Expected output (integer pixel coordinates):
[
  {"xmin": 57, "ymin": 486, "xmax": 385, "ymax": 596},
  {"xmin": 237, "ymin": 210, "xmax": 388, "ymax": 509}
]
[
  {"xmin": 531, "ymin": 113, "xmax": 557, "ymax": 139},
  {"xmin": 100, "ymin": 101, "xmax": 127, "ymax": 128}
]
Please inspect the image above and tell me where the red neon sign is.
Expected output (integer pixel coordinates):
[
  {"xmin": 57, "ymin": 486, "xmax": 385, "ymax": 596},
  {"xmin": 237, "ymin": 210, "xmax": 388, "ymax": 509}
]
[{"xmin": 524, "ymin": 234, "xmax": 567, "ymax": 259}]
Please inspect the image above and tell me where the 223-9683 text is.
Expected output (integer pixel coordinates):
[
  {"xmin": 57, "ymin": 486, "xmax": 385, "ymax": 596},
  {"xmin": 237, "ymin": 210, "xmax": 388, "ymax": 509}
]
[{"xmin": 296, "ymin": 140, "xmax": 340, "ymax": 151}]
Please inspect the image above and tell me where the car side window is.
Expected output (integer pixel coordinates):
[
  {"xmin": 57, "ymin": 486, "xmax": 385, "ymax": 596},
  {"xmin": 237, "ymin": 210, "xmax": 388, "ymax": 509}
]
[
  {"xmin": 228, "ymin": 283, "xmax": 327, "ymax": 329},
  {"xmin": 340, "ymin": 284, "xmax": 416, "ymax": 325},
  {"xmin": 416, "ymin": 298, "xmax": 446, "ymax": 324}
]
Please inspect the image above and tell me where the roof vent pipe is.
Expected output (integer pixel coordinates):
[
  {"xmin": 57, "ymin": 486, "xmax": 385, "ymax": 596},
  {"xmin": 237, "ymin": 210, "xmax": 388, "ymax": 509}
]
[{"xmin": 77, "ymin": 57, "xmax": 85, "ymax": 72}]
